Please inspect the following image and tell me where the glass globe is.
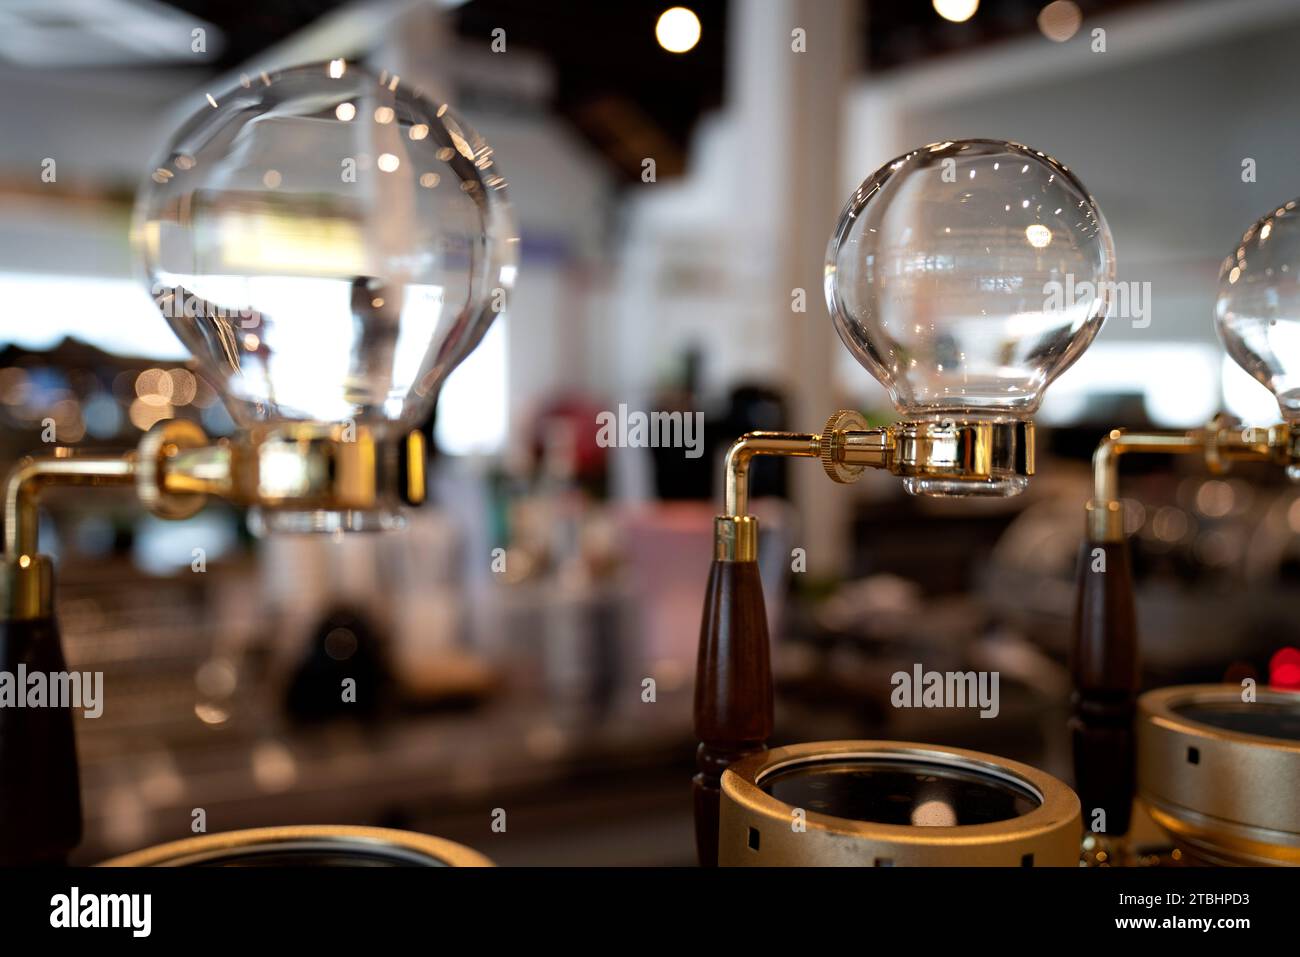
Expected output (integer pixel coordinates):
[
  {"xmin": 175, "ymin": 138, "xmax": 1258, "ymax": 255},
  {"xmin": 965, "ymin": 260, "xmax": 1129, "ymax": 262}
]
[
  {"xmin": 825, "ymin": 140, "xmax": 1114, "ymax": 420},
  {"xmin": 133, "ymin": 61, "xmax": 516, "ymax": 440},
  {"xmin": 1215, "ymin": 199, "xmax": 1300, "ymax": 422}
]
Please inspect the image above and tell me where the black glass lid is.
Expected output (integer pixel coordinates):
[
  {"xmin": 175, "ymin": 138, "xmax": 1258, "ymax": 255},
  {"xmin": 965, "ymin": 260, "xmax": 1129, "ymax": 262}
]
[{"xmin": 759, "ymin": 756, "xmax": 1040, "ymax": 826}]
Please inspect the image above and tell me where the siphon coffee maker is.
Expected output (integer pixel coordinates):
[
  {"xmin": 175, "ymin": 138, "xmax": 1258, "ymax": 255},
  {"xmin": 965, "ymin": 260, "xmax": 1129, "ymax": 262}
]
[
  {"xmin": 1073, "ymin": 197, "xmax": 1300, "ymax": 867},
  {"xmin": 0, "ymin": 61, "xmax": 512, "ymax": 867},
  {"xmin": 694, "ymin": 139, "xmax": 1113, "ymax": 866}
]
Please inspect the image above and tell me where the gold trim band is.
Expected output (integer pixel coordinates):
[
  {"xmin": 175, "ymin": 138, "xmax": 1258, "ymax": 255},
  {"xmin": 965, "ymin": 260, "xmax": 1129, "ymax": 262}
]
[
  {"xmin": 714, "ymin": 515, "xmax": 760, "ymax": 563},
  {"xmin": 893, "ymin": 418, "xmax": 1034, "ymax": 483},
  {"xmin": 0, "ymin": 554, "xmax": 53, "ymax": 621}
]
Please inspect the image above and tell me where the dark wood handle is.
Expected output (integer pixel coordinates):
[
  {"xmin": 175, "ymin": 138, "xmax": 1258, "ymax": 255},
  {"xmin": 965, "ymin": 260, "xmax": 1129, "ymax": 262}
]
[
  {"xmin": 0, "ymin": 613, "xmax": 82, "ymax": 865},
  {"xmin": 693, "ymin": 558, "xmax": 772, "ymax": 866},
  {"xmin": 1069, "ymin": 540, "xmax": 1138, "ymax": 837}
]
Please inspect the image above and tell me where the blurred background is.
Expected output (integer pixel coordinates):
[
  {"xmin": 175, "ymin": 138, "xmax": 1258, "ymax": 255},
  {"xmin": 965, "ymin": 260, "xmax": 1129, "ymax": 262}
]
[{"xmin": 2, "ymin": 0, "xmax": 1300, "ymax": 865}]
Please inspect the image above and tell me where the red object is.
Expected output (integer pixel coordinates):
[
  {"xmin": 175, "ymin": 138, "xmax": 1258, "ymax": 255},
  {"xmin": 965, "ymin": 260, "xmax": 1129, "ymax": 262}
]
[
  {"xmin": 529, "ymin": 395, "xmax": 609, "ymax": 483},
  {"xmin": 1268, "ymin": 647, "xmax": 1300, "ymax": 690}
]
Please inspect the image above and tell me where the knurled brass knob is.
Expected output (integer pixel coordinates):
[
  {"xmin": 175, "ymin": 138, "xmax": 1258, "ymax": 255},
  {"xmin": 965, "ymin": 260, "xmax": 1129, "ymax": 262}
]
[
  {"xmin": 821, "ymin": 409, "xmax": 870, "ymax": 484},
  {"xmin": 136, "ymin": 419, "xmax": 211, "ymax": 520}
]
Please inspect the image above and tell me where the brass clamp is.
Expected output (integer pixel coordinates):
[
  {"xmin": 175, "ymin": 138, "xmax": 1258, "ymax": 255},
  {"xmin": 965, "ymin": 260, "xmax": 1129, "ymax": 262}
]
[
  {"xmin": 713, "ymin": 412, "xmax": 1037, "ymax": 562},
  {"xmin": 1, "ymin": 419, "xmax": 430, "ymax": 620}
]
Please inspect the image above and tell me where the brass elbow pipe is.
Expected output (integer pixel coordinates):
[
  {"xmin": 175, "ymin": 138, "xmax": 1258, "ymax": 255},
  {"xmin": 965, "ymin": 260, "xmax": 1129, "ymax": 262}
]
[
  {"xmin": 4, "ymin": 454, "xmax": 138, "ymax": 560},
  {"xmin": 716, "ymin": 431, "xmax": 821, "ymax": 563},
  {"xmin": 1086, "ymin": 429, "xmax": 1206, "ymax": 543},
  {"xmin": 1, "ymin": 454, "xmax": 139, "ymax": 622},
  {"xmin": 722, "ymin": 432, "xmax": 822, "ymax": 519}
]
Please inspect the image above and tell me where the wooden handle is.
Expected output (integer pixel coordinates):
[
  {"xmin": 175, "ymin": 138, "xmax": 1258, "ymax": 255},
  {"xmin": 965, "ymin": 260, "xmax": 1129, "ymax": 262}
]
[
  {"xmin": 0, "ymin": 614, "xmax": 82, "ymax": 865},
  {"xmin": 693, "ymin": 558, "xmax": 772, "ymax": 866},
  {"xmin": 1069, "ymin": 539, "xmax": 1138, "ymax": 837}
]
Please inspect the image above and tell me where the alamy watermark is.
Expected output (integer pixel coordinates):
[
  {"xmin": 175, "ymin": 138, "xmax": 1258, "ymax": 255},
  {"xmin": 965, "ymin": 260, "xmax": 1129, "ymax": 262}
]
[
  {"xmin": 595, "ymin": 403, "xmax": 703, "ymax": 459},
  {"xmin": 1044, "ymin": 274, "xmax": 1152, "ymax": 329},
  {"xmin": 50, "ymin": 887, "xmax": 150, "ymax": 937},
  {"xmin": 152, "ymin": 283, "xmax": 258, "ymax": 327},
  {"xmin": 0, "ymin": 666, "xmax": 102, "ymax": 718},
  {"xmin": 890, "ymin": 664, "xmax": 999, "ymax": 719}
]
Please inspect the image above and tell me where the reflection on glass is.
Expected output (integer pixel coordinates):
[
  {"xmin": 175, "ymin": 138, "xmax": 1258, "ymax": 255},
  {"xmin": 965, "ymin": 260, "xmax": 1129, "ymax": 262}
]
[
  {"xmin": 1215, "ymin": 199, "xmax": 1300, "ymax": 423},
  {"xmin": 825, "ymin": 139, "xmax": 1114, "ymax": 420},
  {"xmin": 133, "ymin": 62, "xmax": 516, "ymax": 439},
  {"xmin": 760, "ymin": 757, "xmax": 1039, "ymax": 826}
]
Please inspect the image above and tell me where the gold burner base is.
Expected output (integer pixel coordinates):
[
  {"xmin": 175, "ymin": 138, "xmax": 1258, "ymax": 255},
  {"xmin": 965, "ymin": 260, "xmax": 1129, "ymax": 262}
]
[
  {"xmin": 98, "ymin": 825, "xmax": 493, "ymax": 867},
  {"xmin": 1138, "ymin": 684, "xmax": 1300, "ymax": 866},
  {"xmin": 718, "ymin": 740, "xmax": 1081, "ymax": 866}
]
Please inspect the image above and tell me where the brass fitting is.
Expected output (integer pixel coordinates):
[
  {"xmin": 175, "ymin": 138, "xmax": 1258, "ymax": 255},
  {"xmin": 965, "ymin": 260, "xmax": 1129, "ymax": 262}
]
[
  {"xmin": 0, "ymin": 419, "xmax": 430, "ymax": 620},
  {"xmin": 0, "ymin": 553, "xmax": 53, "ymax": 620},
  {"xmin": 713, "ymin": 412, "xmax": 1038, "ymax": 563},
  {"xmin": 714, "ymin": 515, "xmax": 761, "ymax": 563},
  {"xmin": 136, "ymin": 418, "xmax": 216, "ymax": 519},
  {"xmin": 1086, "ymin": 418, "xmax": 1300, "ymax": 542},
  {"xmin": 893, "ymin": 418, "xmax": 1033, "ymax": 491},
  {"xmin": 821, "ymin": 410, "xmax": 890, "ymax": 483}
]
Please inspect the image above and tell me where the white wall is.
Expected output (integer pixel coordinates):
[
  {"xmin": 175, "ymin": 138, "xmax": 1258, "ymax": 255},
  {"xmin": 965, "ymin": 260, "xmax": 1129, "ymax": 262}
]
[{"xmin": 605, "ymin": 0, "xmax": 1300, "ymax": 425}]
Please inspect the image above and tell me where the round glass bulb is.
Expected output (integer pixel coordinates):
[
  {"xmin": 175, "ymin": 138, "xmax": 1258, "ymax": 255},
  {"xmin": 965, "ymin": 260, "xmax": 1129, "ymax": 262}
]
[
  {"xmin": 1215, "ymin": 199, "xmax": 1300, "ymax": 422},
  {"xmin": 133, "ymin": 61, "xmax": 516, "ymax": 440},
  {"xmin": 825, "ymin": 140, "xmax": 1114, "ymax": 421}
]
